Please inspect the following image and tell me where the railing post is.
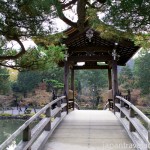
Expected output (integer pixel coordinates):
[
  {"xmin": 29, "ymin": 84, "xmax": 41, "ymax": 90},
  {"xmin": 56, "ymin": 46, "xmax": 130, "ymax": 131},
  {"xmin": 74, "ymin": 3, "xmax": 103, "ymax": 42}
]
[
  {"xmin": 129, "ymin": 108, "xmax": 136, "ymax": 132},
  {"xmin": 63, "ymin": 97, "xmax": 68, "ymax": 113},
  {"xmin": 120, "ymin": 100, "xmax": 125, "ymax": 118},
  {"xmin": 45, "ymin": 107, "xmax": 51, "ymax": 131},
  {"xmin": 128, "ymin": 90, "xmax": 131, "ymax": 102},
  {"xmin": 57, "ymin": 99, "xmax": 61, "ymax": 117},
  {"xmin": 115, "ymin": 98, "xmax": 120, "ymax": 112},
  {"xmin": 23, "ymin": 125, "xmax": 31, "ymax": 150},
  {"xmin": 61, "ymin": 98, "xmax": 65, "ymax": 112}
]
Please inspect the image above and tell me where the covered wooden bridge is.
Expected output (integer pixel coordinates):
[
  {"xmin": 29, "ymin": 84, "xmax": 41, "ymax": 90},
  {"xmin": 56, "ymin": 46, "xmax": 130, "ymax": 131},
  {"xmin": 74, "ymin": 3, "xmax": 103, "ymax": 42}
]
[
  {"xmin": 1, "ymin": 27, "xmax": 149, "ymax": 150},
  {"xmin": 60, "ymin": 26, "xmax": 139, "ymax": 111}
]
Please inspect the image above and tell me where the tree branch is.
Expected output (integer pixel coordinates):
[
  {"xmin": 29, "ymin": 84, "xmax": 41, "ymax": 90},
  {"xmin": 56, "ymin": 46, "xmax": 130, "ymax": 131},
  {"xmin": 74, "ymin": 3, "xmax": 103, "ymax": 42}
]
[
  {"xmin": 87, "ymin": 1, "xmax": 106, "ymax": 9},
  {"xmin": 0, "ymin": 60, "xmax": 38, "ymax": 71},
  {"xmin": 54, "ymin": 1, "xmax": 77, "ymax": 28},
  {"xmin": 61, "ymin": 0, "xmax": 77, "ymax": 9},
  {"xmin": 59, "ymin": 14, "xmax": 77, "ymax": 28},
  {"xmin": 0, "ymin": 37, "xmax": 26, "ymax": 60}
]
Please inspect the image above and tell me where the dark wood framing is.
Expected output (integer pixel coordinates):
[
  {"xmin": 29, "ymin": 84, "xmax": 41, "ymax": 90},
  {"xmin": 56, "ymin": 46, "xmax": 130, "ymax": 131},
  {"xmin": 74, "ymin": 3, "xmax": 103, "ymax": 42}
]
[
  {"xmin": 64, "ymin": 61, "xmax": 69, "ymax": 113},
  {"xmin": 61, "ymin": 27, "xmax": 139, "ymax": 112},
  {"xmin": 108, "ymin": 68, "xmax": 112, "ymax": 90},
  {"xmin": 68, "ymin": 55, "xmax": 112, "ymax": 62},
  {"xmin": 68, "ymin": 46, "xmax": 113, "ymax": 52},
  {"xmin": 112, "ymin": 59, "xmax": 118, "ymax": 113},
  {"xmin": 73, "ymin": 65, "xmax": 109, "ymax": 70},
  {"xmin": 71, "ymin": 69, "xmax": 75, "ymax": 110}
]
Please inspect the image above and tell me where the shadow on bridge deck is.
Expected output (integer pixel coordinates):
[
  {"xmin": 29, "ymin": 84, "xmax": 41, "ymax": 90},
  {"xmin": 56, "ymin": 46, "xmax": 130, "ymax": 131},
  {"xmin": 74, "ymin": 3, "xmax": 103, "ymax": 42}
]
[{"xmin": 44, "ymin": 110, "xmax": 136, "ymax": 150}]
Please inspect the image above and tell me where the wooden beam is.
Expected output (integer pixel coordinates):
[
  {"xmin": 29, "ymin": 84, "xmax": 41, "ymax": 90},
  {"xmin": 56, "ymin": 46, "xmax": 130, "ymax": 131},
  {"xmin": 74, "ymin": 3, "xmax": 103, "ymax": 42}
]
[
  {"xmin": 73, "ymin": 65, "xmax": 109, "ymax": 70},
  {"xmin": 68, "ymin": 46, "xmax": 112, "ymax": 52},
  {"xmin": 68, "ymin": 55, "xmax": 112, "ymax": 62}
]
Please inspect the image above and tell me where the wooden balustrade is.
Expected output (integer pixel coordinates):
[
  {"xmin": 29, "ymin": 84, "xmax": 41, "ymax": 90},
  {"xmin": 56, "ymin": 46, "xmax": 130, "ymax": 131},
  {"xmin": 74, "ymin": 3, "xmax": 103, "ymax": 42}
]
[
  {"xmin": 0, "ymin": 96, "xmax": 67, "ymax": 150},
  {"xmin": 74, "ymin": 102, "xmax": 80, "ymax": 110},
  {"xmin": 115, "ymin": 96, "xmax": 150, "ymax": 150}
]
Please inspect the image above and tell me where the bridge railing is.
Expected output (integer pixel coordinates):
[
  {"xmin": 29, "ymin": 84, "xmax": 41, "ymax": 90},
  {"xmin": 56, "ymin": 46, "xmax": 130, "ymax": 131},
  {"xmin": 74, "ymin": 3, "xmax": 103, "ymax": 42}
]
[
  {"xmin": 0, "ymin": 96, "xmax": 67, "ymax": 150},
  {"xmin": 115, "ymin": 96, "xmax": 150, "ymax": 150}
]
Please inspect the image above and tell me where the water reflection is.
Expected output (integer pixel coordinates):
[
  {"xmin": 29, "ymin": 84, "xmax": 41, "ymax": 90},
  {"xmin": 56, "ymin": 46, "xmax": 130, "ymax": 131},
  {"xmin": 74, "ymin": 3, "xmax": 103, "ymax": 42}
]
[{"xmin": 0, "ymin": 119, "xmax": 25, "ymax": 146}]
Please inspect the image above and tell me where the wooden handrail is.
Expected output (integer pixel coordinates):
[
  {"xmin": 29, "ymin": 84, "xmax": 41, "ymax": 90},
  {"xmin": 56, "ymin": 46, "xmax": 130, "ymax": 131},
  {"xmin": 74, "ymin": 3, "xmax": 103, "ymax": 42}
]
[
  {"xmin": 0, "ymin": 96, "xmax": 67, "ymax": 150},
  {"xmin": 115, "ymin": 96, "xmax": 150, "ymax": 150},
  {"xmin": 116, "ymin": 96, "xmax": 149, "ymax": 123},
  {"xmin": 74, "ymin": 102, "xmax": 80, "ymax": 110},
  {"xmin": 103, "ymin": 102, "xmax": 109, "ymax": 110}
]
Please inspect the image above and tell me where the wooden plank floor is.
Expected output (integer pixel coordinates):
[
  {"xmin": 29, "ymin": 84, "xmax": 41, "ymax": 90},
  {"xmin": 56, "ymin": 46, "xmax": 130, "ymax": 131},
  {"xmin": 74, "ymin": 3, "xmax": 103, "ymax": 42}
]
[{"xmin": 44, "ymin": 110, "xmax": 136, "ymax": 150}]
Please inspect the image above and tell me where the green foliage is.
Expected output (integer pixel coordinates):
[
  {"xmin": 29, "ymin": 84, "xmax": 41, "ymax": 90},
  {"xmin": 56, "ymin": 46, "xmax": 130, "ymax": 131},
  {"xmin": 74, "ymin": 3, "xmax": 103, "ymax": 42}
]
[
  {"xmin": 134, "ymin": 49, "xmax": 150, "ymax": 95},
  {"xmin": 33, "ymin": 33, "xmax": 67, "ymax": 47},
  {"xmin": 12, "ymin": 65, "xmax": 64, "ymax": 96},
  {"xmin": 75, "ymin": 70, "xmax": 108, "ymax": 92},
  {"xmin": 42, "ymin": 66, "xmax": 64, "ymax": 83},
  {"xmin": 0, "ymin": 113, "xmax": 12, "ymax": 117},
  {"xmin": 0, "ymin": 0, "xmax": 55, "ymax": 39},
  {"xmin": 12, "ymin": 70, "xmax": 42, "ymax": 97},
  {"xmin": 13, "ymin": 45, "xmax": 65, "ymax": 71},
  {"xmin": 43, "ymin": 67, "xmax": 64, "ymax": 95},
  {"xmin": 49, "ymin": 79, "xmax": 63, "ymax": 89},
  {"xmin": 104, "ymin": 0, "xmax": 150, "ymax": 33},
  {"xmin": 133, "ymin": 34, "xmax": 150, "ymax": 49},
  {"xmin": 119, "ymin": 65, "xmax": 134, "ymax": 89},
  {"xmin": 87, "ymin": 2, "xmax": 150, "ymax": 48},
  {"xmin": 97, "ymin": 0, "xmax": 150, "ymax": 48},
  {"xmin": 0, "ymin": 67, "xmax": 11, "ymax": 94},
  {"xmin": 86, "ymin": 8, "xmax": 135, "ymax": 44},
  {"xmin": 0, "ymin": 0, "xmax": 65, "ymax": 69},
  {"xmin": 44, "ymin": 79, "xmax": 63, "ymax": 93}
]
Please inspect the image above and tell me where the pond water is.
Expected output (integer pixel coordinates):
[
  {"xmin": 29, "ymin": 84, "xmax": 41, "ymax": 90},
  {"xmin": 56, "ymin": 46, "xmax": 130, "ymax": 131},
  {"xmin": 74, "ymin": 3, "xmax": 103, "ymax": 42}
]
[{"xmin": 0, "ymin": 119, "xmax": 25, "ymax": 149}]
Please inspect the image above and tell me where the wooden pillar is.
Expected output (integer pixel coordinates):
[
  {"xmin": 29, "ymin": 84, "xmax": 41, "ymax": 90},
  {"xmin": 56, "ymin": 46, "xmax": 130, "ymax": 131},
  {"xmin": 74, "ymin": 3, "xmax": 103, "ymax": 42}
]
[
  {"xmin": 71, "ymin": 69, "xmax": 75, "ymax": 110},
  {"xmin": 23, "ymin": 125, "xmax": 31, "ymax": 150},
  {"xmin": 64, "ymin": 61, "xmax": 69, "ymax": 114},
  {"xmin": 45, "ymin": 107, "xmax": 51, "ymax": 131},
  {"xmin": 108, "ymin": 68, "xmax": 112, "ymax": 90},
  {"xmin": 112, "ymin": 59, "xmax": 118, "ymax": 113}
]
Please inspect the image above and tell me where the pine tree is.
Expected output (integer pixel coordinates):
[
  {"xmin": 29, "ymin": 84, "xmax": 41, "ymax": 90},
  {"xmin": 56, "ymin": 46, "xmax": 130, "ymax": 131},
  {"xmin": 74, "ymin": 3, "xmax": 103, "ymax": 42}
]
[{"xmin": 134, "ymin": 50, "xmax": 150, "ymax": 95}]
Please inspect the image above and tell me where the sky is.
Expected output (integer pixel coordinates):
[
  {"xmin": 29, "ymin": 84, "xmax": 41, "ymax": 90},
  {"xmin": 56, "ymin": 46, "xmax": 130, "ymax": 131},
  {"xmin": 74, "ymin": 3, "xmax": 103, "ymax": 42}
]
[{"xmin": 7, "ymin": 39, "xmax": 37, "ymax": 50}]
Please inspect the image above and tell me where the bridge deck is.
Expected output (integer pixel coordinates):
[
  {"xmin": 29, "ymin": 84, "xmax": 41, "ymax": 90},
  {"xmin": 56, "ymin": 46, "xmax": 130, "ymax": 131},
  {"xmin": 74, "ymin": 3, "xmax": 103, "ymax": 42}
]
[{"xmin": 44, "ymin": 110, "xmax": 136, "ymax": 150}]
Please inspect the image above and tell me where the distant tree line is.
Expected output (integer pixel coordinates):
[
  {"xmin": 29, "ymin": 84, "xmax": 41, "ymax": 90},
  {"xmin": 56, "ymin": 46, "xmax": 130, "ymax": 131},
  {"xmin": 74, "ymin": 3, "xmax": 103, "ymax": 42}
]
[
  {"xmin": 119, "ymin": 49, "xmax": 150, "ymax": 95},
  {"xmin": 0, "ymin": 48, "xmax": 149, "ymax": 98}
]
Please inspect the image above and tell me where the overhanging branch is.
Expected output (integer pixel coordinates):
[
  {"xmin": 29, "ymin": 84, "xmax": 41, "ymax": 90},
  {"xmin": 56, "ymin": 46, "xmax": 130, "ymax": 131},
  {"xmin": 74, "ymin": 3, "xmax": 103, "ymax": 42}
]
[
  {"xmin": 54, "ymin": 1, "xmax": 77, "ymax": 28},
  {"xmin": 61, "ymin": 0, "xmax": 77, "ymax": 9},
  {"xmin": 0, "ymin": 37, "xmax": 26, "ymax": 60}
]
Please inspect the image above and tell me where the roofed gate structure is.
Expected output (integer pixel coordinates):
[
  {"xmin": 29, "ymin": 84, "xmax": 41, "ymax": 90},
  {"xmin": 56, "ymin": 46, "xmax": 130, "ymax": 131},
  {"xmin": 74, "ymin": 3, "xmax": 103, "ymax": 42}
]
[
  {"xmin": 59, "ymin": 27, "xmax": 139, "ymax": 112},
  {"xmin": 2, "ymin": 27, "xmax": 149, "ymax": 150}
]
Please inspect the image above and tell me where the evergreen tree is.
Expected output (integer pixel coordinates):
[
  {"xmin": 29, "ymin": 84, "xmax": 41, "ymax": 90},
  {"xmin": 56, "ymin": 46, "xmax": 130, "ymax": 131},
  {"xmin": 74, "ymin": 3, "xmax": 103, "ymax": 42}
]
[
  {"xmin": 75, "ymin": 69, "xmax": 108, "ymax": 93},
  {"xmin": 119, "ymin": 65, "xmax": 134, "ymax": 89},
  {"xmin": 134, "ymin": 50, "xmax": 150, "ymax": 95},
  {"xmin": 12, "ymin": 70, "xmax": 42, "ymax": 97},
  {"xmin": 12, "ymin": 66, "xmax": 64, "ymax": 97},
  {"xmin": 0, "ymin": 67, "xmax": 11, "ymax": 94}
]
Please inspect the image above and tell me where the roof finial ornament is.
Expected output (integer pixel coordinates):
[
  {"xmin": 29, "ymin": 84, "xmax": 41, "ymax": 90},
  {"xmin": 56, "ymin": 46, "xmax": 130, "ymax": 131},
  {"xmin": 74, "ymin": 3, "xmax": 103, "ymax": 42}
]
[
  {"xmin": 64, "ymin": 50, "xmax": 69, "ymax": 61},
  {"xmin": 86, "ymin": 29, "xmax": 94, "ymax": 42},
  {"xmin": 62, "ymin": 44, "xmax": 69, "ymax": 61},
  {"xmin": 112, "ymin": 43, "xmax": 120, "ymax": 60}
]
